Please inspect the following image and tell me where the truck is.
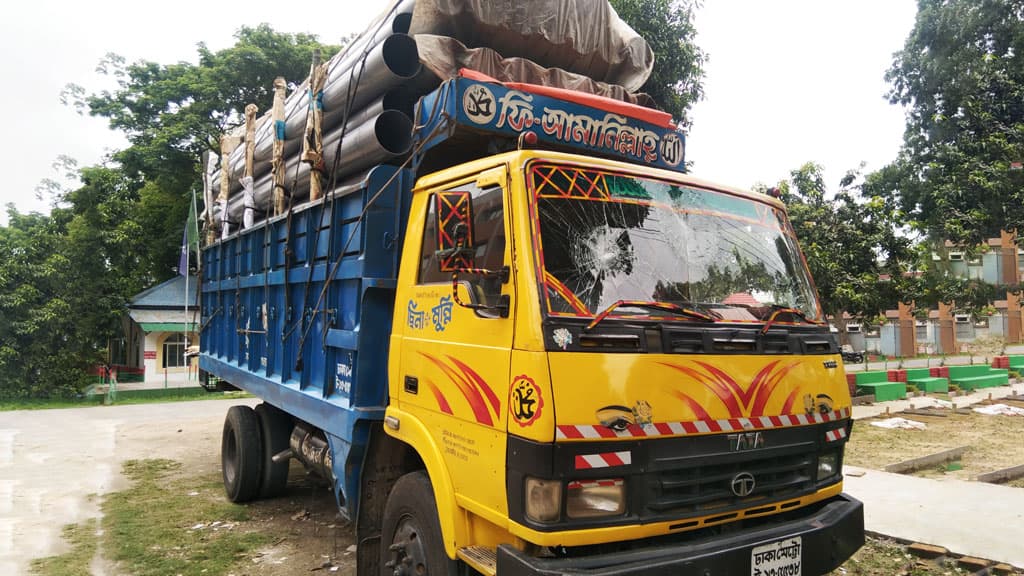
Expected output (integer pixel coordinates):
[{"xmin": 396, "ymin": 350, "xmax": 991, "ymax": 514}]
[{"xmin": 198, "ymin": 2, "xmax": 864, "ymax": 575}]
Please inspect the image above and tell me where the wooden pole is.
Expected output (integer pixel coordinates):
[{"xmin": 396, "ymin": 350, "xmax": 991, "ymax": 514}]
[
  {"xmin": 271, "ymin": 77, "xmax": 288, "ymax": 216},
  {"xmin": 245, "ymin": 104, "xmax": 258, "ymax": 179},
  {"xmin": 302, "ymin": 49, "xmax": 326, "ymax": 202},
  {"xmin": 218, "ymin": 134, "xmax": 242, "ymax": 237}
]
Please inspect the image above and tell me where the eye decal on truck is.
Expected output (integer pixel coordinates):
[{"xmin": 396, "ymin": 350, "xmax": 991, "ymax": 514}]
[
  {"xmin": 660, "ymin": 360, "xmax": 802, "ymax": 419},
  {"xmin": 419, "ymin": 352, "xmax": 501, "ymax": 426}
]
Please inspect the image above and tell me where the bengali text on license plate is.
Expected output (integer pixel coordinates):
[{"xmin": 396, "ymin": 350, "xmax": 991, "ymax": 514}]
[{"xmin": 751, "ymin": 536, "xmax": 801, "ymax": 576}]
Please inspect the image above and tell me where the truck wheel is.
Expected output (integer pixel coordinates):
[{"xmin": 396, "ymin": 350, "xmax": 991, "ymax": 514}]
[
  {"xmin": 381, "ymin": 471, "xmax": 457, "ymax": 576},
  {"xmin": 255, "ymin": 403, "xmax": 292, "ymax": 498},
  {"xmin": 222, "ymin": 405, "xmax": 262, "ymax": 503}
]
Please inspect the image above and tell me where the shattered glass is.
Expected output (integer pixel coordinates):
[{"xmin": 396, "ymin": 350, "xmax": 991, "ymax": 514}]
[{"xmin": 529, "ymin": 165, "xmax": 822, "ymax": 322}]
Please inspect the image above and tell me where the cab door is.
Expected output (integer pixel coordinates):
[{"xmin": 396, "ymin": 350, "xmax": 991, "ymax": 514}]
[{"xmin": 395, "ymin": 166, "xmax": 514, "ymax": 518}]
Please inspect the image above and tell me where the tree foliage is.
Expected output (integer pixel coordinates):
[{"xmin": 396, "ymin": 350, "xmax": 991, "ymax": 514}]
[
  {"xmin": 0, "ymin": 26, "xmax": 336, "ymax": 399},
  {"xmin": 776, "ymin": 163, "xmax": 914, "ymax": 328},
  {"xmin": 609, "ymin": 0, "xmax": 706, "ymax": 125},
  {"xmin": 882, "ymin": 0, "xmax": 1024, "ymax": 245}
]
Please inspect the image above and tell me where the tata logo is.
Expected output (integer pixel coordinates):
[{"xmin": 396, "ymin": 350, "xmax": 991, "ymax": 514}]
[
  {"xmin": 731, "ymin": 472, "xmax": 756, "ymax": 497},
  {"xmin": 727, "ymin": 431, "xmax": 765, "ymax": 451}
]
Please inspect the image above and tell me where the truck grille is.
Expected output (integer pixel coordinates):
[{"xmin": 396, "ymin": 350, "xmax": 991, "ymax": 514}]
[{"xmin": 646, "ymin": 449, "xmax": 815, "ymax": 516}]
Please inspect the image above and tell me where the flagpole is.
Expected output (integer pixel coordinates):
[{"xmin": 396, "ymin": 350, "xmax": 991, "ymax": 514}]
[{"xmin": 184, "ymin": 205, "xmax": 189, "ymax": 381}]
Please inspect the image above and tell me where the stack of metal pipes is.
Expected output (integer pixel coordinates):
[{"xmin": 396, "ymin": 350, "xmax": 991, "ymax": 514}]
[{"xmin": 205, "ymin": 0, "xmax": 654, "ymax": 233}]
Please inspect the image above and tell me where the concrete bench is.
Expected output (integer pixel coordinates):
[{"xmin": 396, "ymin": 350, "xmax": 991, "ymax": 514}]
[
  {"xmin": 908, "ymin": 376, "xmax": 949, "ymax": 393},
  {"xmin": 947, "ymin": 365, "xmax": 994, "ymax": 379},
  {"xmin": 856, "ymin": 381, "xmax": 907, "ymax": 402},
  {"xmin": 901, "ymin": 368, "xmax": 949, "ymax": 393},
  {"xmin": 952, "ymin": 374, "xmax": 1008, "ymax": 391},
  {"xmin": 854, "ymin": 371, "xmax": 890, "ymax": 385},
  {"xmin": 947, "ymin": 364, "xmax": 1009, "ymax": 390}
]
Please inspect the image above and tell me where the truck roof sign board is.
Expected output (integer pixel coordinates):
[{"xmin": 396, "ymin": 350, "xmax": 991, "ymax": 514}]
[{"xmin": 417, "ymin": 77, "xmax": 687, "ymax": 173}]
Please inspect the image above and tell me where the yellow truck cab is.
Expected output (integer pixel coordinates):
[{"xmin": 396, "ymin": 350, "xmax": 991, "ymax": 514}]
[{"xmin": 384, "ymin": 148, "xmax": 862, "ymax": 575}]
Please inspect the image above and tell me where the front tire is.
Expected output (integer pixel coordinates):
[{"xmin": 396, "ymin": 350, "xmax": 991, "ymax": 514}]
[
  {"xmin": 222, "ymin": 405, "xmax": 262, "ymax": 502},
  {"xmin": 381, "ymin": 471, "xmax": 457, "ymax": 576}
]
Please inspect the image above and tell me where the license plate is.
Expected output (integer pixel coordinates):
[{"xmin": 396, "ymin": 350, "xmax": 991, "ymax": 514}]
[{"xmin": 751, "ymin": 536, "xmax": 801, "ymax": 576}]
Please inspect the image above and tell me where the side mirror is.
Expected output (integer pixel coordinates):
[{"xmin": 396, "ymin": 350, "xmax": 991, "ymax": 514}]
[{"xmin": 451, "ymin": 266, "xmax": 510, "ymax": 318}]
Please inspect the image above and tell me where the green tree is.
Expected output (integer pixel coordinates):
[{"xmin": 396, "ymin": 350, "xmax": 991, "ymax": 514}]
[
  {"xmin": 66, "ymin": 25, "xmax": 337, "ymax": 281},
  {"xmin": 883, "ymin": 0, "xmax": 1024, "ymax": 245},
  {"xmin": 776, "ymin": 163, "xmax": 913, "ymax": 338},
  {"xmin": 0, "ymin": 207, "xmax": 91, "ymax": 399},
  {"xmin": 609, "ymin": 0, "xmax": 706, "ymax": 125},
  {"xmin": 0, "ymin": 26, "xmax": 339, "ymax": 399}
]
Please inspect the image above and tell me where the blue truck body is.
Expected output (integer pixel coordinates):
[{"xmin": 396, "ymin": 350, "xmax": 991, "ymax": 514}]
[{"xmin": 198, "ymin": 77, "xmax": 687, "ymax": 517}]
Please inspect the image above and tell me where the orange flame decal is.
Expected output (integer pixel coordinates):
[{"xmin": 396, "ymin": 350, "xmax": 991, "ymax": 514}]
[
  {"xmin": 419, "ymin": 353, "xmax": 500, "ymax": 426},
  {"xmin": 661, "ymin": 360, "xmax": 802, "ymax": 418},
  {"xmin": 425, "ymin": 380, "xmax": 453, "ymax": 414}
]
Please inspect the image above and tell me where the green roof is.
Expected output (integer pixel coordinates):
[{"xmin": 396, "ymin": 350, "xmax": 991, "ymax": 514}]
[
  {"xmin": 130, "ymin": 275, "xmax": 198, "ymax": 309},
  {"xmin": 139, "ymin": 322, "xmax": 198, "ymax": 333}
]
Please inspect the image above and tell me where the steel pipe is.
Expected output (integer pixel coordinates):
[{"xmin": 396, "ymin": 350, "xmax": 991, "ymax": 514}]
[{"xmin": 223, "ymin": 110, "xmax": 414, "ymax": 222}]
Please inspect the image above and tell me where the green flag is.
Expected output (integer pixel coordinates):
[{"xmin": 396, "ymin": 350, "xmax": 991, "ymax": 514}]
[{"xmin": 179, "ymin": 192, "xmax": 200, "ymax": 275}]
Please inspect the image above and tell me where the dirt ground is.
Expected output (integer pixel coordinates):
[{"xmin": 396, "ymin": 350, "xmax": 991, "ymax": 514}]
[
  {"xmin": 0, "ymin": 398, "xmax": 353, "ymax": 576},
  {"xmin": 213, "ymin": 463, "xmax": 355, "ymax": 576},
  {"xmin": 845, "ymin": 399, "xmax": 1024, "ymax": 483},
  {"xmin": 13, "ymin": 394, "xmax": 1024, "ymax": 575}
]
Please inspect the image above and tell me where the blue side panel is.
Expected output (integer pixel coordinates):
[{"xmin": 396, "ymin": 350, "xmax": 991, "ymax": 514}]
[{"xmin": 199, "ymin": 164, "xmax": 412, "ymax": 516}]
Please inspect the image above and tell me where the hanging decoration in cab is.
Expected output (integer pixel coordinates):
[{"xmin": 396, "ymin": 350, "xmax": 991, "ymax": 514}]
[{"xmin": 510, "ymin": 375, "xmax": 544, "ymax": 427}]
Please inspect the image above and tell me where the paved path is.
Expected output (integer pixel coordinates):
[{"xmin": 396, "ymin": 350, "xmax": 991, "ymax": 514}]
[
  {"xmin": 844, "ymin": 381, "xmax": 1024, "ymax": 568},
  {"xmin": 0, "ymin": 398, "xmax": 255, "ymax": 575},
  {"xmin": 844, "ymin": 466, "xmax": 1024, "ymax": 568}
]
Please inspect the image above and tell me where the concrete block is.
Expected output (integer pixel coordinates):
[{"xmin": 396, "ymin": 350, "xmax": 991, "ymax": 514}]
[
  {"xmin": 957, "ymin": 556, "xmax": 991, "ymax": 572},
  {"xmin": 907, "ymin": 542, "xmax": 948, "ymax": 559},
  {"xmin": 976, "ymin": 464, "xmax": 1024, "ymax": 484},
  {"xmin": 884, "ymin": 446, "xmax": 971, "ymax": 474}
]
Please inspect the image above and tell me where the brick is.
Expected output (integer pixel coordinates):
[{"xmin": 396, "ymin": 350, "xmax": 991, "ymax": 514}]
[
  {"xmin": 906, "ymin": 542, "xmax": 948, "ymax": 559},
  {"xmin": 957, "ymin": 556, "xmax": 991, "ymax": 572}
]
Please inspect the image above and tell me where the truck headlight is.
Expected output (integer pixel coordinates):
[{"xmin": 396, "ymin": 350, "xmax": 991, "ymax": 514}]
[
  {"xmin": 566, "ymin": 479, "xmax": 625, "ymax": 519},
  {"xmin": 818, "ymin": 451, "xmax": 839, "ymax": 481},
  {"xmin": 525, "ymin": 477, "xmax": 561, "ymax": 523}
]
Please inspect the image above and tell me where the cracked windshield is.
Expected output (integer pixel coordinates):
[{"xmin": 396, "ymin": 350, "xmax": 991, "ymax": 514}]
[{"xmin": 528, "ymin": 164, "xmax": 822, "ymax": 323}]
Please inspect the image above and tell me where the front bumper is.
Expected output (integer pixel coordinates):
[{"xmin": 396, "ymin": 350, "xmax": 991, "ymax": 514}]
[{"xmin": 497, "ymin": 493, "xmax": 864, "ymax": 576}]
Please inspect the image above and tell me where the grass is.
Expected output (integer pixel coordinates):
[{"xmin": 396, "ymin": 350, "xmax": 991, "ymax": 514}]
[
  {"xmin": 30, "ymin": 519, "xmax": 100, "ymax": 576},
  {"xmin": 0, "ymin": 390, "xmax": 250, "ymax": 411},
  {"xmin": 831, "ymin": 536, "xmax": 969, "ymax": 575},
  {"xmin": 31, "ymin": 459, "xmax": 270, "ymax": 576},
  {"xmin": 101, "ymin": 459, "xmax": 269, "ymax": 576}
]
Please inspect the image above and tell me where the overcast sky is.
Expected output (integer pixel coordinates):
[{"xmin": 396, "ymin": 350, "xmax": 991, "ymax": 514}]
[{"xmin": 0, "ymin": 1, "xmax": 916, "ymax": 225}]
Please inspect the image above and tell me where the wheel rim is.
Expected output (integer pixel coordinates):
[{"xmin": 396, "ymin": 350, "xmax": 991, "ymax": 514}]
[{"xmin": 386, "ymin": 514, "xmax": 430, "ymax": 576}]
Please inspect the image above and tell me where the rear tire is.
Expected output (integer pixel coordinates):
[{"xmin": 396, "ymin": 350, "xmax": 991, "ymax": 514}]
[
  {"xmin": 222, "ymin": 405, "xmax": 262, "ymax": 502},
  {"xmin": 255, "ymin": 403, "xmax": 292, "ymax": 498},
  {"xmin": 381, "ymin": 471, "xmax": 457, "ymax": 576}
]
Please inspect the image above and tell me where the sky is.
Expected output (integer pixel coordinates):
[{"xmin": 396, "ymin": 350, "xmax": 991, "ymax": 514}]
[{"xmin": 0, "ymin": 1, "xmax": 918, "ymax": 225}]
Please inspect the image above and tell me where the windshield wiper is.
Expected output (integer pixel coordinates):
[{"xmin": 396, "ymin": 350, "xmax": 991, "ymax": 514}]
[
  {"xmin": 760, "ymin": 305, "xmax": 822, "ymax": 334},
  {"xmin": 585, "ymin": 299, "xmax": 718, "ymax": 332}
]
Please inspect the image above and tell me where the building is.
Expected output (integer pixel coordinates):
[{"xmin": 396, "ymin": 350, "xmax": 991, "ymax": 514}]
[
  {"xmin": 118, "ymin": 275, "xmax": 199, "ymax": 383},
  {"xmin": 869, "ymin": 231, "xmax": 1022, "ymax": 357}
]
